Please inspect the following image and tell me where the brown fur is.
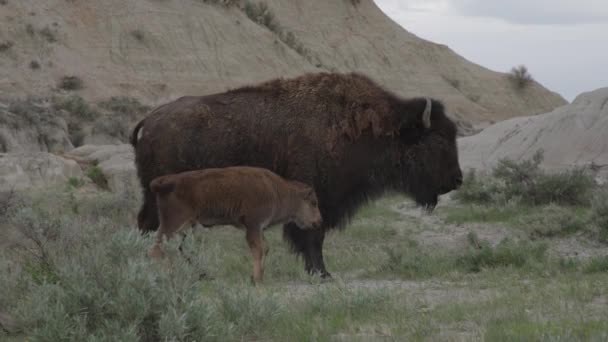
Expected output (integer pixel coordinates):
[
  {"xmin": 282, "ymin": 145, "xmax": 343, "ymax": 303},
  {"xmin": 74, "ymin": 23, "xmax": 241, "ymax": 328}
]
[
  {"xmin": 132, "ymin": 72, "xmax": 463, "ymax": 277},
  {"xmin": 147, "ymin": 166, "xmax": 322, "ymax": 284}
]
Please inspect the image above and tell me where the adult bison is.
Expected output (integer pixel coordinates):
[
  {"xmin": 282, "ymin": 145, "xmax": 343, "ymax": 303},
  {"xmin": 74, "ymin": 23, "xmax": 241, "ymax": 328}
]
[{"xmin": 130, "ymin": 72, "xmax": 463, "ymax": 277}]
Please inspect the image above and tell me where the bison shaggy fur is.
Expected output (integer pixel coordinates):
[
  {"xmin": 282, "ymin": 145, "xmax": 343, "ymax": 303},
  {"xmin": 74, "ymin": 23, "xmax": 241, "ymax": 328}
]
[{"xmin": 131, "ymin": 72, "xmax": 463, "ymax": 277}]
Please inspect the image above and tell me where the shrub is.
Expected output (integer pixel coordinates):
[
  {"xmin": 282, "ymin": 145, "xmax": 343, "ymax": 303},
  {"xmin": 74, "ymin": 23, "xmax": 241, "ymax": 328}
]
[
  {"xmin": 456, "ymin": 238, "xmax": 547, "ymax": 273},
  {"xmin": 519, "ymin": 205, "xmax": 588, "ymax": 238},
  {"xmin": 29, "ymin": 60, "xmax": 40, "ymax": 70},
  {"xmin": 58, "ymin": 76, "xmax": 84, "ymax": 91},
  {"xmin": 455, "ymin": 151, "xmax": 595, "ymax": 206},
  {"xmin": 25, "ymin": 23, "xmax": 35, "ymax": 36},
  {"xmin": 199, "ymin": 0, "xmax": 241, "ymax": 6},
  {"xmin": 86, "ymin": 165, "xmax": 108, "ymax": 190},
  {"xmin": 452, "ymin": 170, "xmax": 500, "ymax": 204},
  {"xmin": 92, "ymin": 116, "xmax": 130, "ymax": 141},
  {"xmin": 508, "ymin": 65, "xmax": 533, "ymax": 89},
  {"xmin": 53, "ymin": 95, "xmax": 97, "ymax": 120},
  {"xmin": 0, "ymin": 41, "xmax": 13, "ymax": 52},
  {"xmin": 39, "ymin": 26, "xmax": 57, "ymax": 43},
  {"xmin": 379, "ymin": 238, "xmax": 547, "ymax": 278},
  {"xmin": 131, "ymin": 29, "xmax": 145, "ymax": 42},
  {"xmin": 98, "ymin": 96, "xmax": 149, "ymax": 118}
]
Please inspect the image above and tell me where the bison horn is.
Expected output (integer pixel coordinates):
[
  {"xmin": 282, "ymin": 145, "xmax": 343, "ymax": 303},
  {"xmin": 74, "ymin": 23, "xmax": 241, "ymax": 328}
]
[{"xmin": 422, "ymin": 98, "xmax": 432, "ymax": 129}]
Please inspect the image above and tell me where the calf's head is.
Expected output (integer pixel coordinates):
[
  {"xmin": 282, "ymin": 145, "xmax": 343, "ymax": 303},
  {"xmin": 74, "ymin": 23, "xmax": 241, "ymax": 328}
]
[{"xmin": 290, "ymin": 182, "xmax": 323, "ymax": 229}]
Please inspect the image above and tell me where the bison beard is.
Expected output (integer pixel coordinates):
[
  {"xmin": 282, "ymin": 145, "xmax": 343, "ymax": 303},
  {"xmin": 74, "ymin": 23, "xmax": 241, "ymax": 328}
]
[{"xmin": 131, "ymin": 72, "xmax": 463, "ymax": 278}]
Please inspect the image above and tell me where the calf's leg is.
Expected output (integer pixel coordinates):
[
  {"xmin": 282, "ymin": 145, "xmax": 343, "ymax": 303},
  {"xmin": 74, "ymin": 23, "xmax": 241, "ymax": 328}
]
[
  {"xmin": 246, "ymin": 226, "xmax": 264, "ymax": 284},
  {"xmin": 148, "ymin": 202, "xmax": 192, "ymax": 259}
]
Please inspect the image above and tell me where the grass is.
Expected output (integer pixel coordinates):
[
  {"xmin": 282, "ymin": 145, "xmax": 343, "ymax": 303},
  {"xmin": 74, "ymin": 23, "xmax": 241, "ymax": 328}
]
[
  {"xmin": 1, "ymin": 184, "xmax": 608, "ymax": 340},
  {"xmin": 86, "ymin": 165, "xmax": 108, "ymax": 190}
]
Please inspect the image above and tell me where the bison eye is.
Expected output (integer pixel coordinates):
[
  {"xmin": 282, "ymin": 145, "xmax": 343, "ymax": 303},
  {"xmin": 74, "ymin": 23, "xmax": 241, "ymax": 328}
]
[{"xmin": 311, "ymin": 200, "xmax": 318, "ymax": 207}]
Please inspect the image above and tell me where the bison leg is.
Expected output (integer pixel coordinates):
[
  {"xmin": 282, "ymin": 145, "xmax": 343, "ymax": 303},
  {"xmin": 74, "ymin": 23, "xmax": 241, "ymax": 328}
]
[
  {"xmin": 283, "ymin": 223, "xmax": 331, "ymax": 278},
  {"xmin": 246, "ymin": 226, "xmax": 264, "ymax": 284},
  {"xmin": 137, "ymin": 188, "xmax": 160, "ymax": 233}
]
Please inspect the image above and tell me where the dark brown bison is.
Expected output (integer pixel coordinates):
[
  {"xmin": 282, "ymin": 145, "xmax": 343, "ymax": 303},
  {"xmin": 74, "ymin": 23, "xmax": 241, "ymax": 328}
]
[
  {"xmin": 131, "ymin": 72, "xmax": 463, "ymax": 277},
  {"xmin": 147, "ymin": 166, "xmax": 323, "ymax": 284}
]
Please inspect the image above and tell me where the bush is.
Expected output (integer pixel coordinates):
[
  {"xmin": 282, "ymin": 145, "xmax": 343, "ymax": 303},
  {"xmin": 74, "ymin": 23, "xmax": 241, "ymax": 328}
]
[
  {"xmin": 98, "ymin": 96, "xmax": 149, "ymax": 118},
  {"xmin": 378, "ymin": 238, "xmax": 547, "ymax": 278},
  {"xmin": 58, "ymin": 76, "xmax": 84, "ymax": 91},
  {"xmin": 455, "ymin": 151, "xmax": 595, "ymax": 206},
  {"xmin": 509, "ymin": 65, "xmax": 533, "ymax": 89},
  {"xmin": 130, "ymin": 29, "xmax": 145, "ymax": 42},
  {"xmin": 0, "ymin": 41, "xmax": 13, "ymax": 52},
  {"xmin": 29, "ymin": 60, "xmax": 40, "ymax": 70},
  {"xmin": 456, "ymin": 238, "xmax": 547, "ymax": 273},
  {"xmin": 452, "ymin": 170, "xmax": 501, "ymax": 204},
  {"xmin": 53, "ymin": 95, "xmax": 97, "ymax": 120},
  {"xmin": 92, "ymin": 116, "xmax": 130, "ymax": 141},
  {"xmin": 39, "ymin": 26, "xmax": 57, "ymax": 43}
]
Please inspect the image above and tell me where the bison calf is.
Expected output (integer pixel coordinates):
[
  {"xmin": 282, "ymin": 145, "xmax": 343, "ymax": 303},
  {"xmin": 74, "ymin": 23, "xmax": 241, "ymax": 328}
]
[{"xmin": 147, "ymin": 166, "xmax": 322, "ymax": 284}]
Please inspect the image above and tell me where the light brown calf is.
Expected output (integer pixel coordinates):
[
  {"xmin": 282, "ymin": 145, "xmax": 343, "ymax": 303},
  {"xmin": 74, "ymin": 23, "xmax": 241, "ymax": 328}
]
[{"xmin": 147, "ymin": 166, "xmax": 322, "ymax": 283}]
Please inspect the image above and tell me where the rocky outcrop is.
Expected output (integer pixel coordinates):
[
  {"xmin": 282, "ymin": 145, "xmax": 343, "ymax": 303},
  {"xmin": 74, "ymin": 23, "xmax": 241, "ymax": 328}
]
[
  {"xmin": 64, "ymin": 144, "xmax": 137, "ymax": 193},
  {"xmin": 459, "ymin": 88, "xmax": 608, "ymax": 181},
  {"xmin": 0, "ymin": 0, "xmax": 565, "ymax": 130},
  {"xmin": 0, "ymin": 152, "xmax": 83, "ymax": 192}
]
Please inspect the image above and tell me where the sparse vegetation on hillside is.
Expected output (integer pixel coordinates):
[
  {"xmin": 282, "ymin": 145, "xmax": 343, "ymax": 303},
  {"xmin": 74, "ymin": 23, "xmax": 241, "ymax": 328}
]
[
  {"xmin": 198, "ymin": 0, "xmax": 241, "ymax": 6},
  {"xmin": 242, "ymin": 1, "xmax": 318, "ymax": 66},
  {"xmin": 53, "ymin": 95, "xmax": 97, "ymax": 120},
  {"xmin": 98, "ymin": 96, "xmax": 150, "ymax": 119},
  {"xmin": 58, "ymin": 76, "xmax": 84, "ymax": 91},
  {"xmin": 29, "ymin": 60, "xmax": 40, "ymax": 70},
  {"xmin": 0, "ymin": 41, "xmax": 13, "ymax": 52},
  {"xmin": 130, "ymin": 29, "xmax": 145, "ymax": 42},
  {"xmin": 39, "ymin": 26, "xmax": 58, "ymax": 43},
  {"xmin": 509, "ymin": 64, "xmax": 533, "ymax": 89}
]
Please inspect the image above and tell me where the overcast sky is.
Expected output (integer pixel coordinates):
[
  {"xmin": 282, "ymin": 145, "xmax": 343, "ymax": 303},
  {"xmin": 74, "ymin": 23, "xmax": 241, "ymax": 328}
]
[{"xmin": 374, "ymin": 0, "xmax": 608, "ymax": 101}]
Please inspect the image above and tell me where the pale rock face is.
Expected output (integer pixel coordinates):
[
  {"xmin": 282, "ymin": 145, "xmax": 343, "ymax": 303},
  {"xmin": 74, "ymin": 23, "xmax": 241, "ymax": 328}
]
[
  {"xmin": 0, "ymin": 0, "xmax": 564, "ymax": 130},
  {"xmin": 0, "ymin": 153, "xmax": 83, "ymax": 192},
  {"xmin": 66, "ymin": 144, "xmax": 137, "ymax": 193},
  {"xmin": 459, "ymin": 87, "xmax": 608, "ymax": 181}
]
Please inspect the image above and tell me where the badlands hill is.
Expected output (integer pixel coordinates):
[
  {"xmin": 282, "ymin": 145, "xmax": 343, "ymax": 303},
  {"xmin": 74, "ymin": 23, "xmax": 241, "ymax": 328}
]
[
  {"xmin": 0, "ymin": 0, "xmax": 565, "ymax": 134},
  {"xmin": 459, "ymin": 88, "xmax": 608, "ymax": 181}
]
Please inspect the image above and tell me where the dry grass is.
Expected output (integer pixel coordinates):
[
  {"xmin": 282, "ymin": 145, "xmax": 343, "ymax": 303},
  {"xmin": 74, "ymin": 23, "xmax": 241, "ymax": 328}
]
[{"xmin": 1, "ymin": 183, "xmax": 608, "ymax": 340}]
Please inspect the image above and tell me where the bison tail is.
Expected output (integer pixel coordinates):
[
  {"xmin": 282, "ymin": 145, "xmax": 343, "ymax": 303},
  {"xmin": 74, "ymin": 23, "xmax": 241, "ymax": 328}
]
[
  {"xmin": 150, "ymin": 177, "xmax": 176, "ymax": 195},
  {"xmin": 130, "ymin": 119, "xmax": 145, "ymax": 148}
]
